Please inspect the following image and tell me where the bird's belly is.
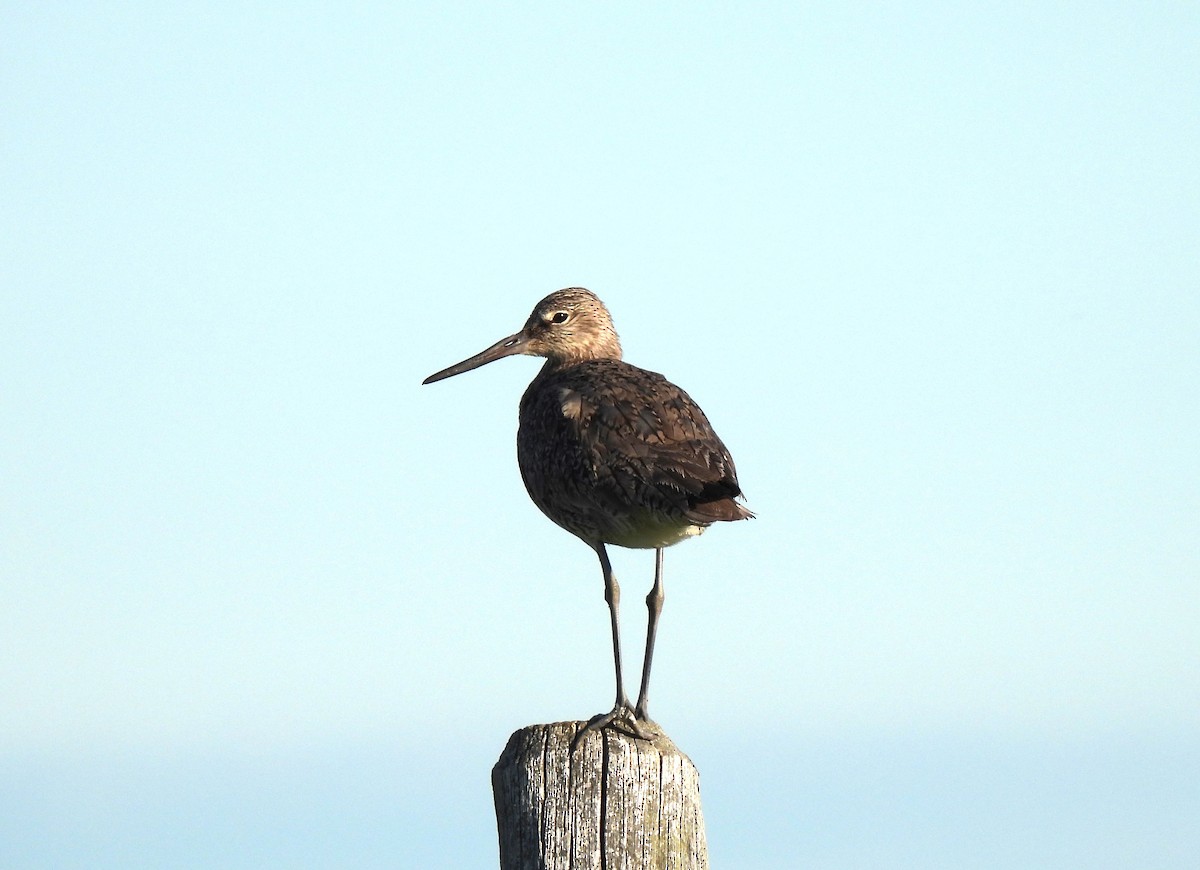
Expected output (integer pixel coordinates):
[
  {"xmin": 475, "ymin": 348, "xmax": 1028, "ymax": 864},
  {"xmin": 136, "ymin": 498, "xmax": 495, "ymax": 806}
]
[
  {"xmin": 605, "ymin": 516, "xmax": 708, "ymax": 550},
  {"xmin": 533, "ymin": 499, "xmax": 709, "ymax": 549}
]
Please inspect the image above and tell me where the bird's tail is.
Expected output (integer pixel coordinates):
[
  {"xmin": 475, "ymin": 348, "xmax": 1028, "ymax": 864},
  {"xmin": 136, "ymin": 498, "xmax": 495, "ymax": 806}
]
[{"xmin": 686, "ymin": 498, "xmax": 755, "ymax": 523}]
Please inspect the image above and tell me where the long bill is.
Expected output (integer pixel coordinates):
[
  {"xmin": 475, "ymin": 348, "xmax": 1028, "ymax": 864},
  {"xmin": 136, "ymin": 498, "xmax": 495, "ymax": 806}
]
[{"xmin": 422, "ymin": 331, "xmax": 530, "ymax": 384}]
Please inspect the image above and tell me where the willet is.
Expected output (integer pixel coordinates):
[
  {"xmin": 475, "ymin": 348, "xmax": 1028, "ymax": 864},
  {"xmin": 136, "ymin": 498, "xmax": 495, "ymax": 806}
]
[{"xmin": 423, "ymin": 287, "xmax": 752, "ymax": 739}]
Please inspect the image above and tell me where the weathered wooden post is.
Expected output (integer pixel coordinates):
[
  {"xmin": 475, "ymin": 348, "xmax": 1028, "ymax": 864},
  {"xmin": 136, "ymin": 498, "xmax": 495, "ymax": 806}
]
[{"xmin": 492, "ymin": 721, "xmax": 708, "ymax": 870}]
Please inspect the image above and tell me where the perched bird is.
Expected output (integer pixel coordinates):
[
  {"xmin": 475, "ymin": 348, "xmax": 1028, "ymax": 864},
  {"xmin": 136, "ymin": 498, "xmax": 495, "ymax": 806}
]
[{"xmin": 423, "ymin": 288, "xmax": 752, "ymax": 739}]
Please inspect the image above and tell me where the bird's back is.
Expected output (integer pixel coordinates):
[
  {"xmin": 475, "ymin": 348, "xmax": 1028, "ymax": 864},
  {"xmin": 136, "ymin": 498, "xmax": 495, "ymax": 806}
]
[{"xmin": 517, "ymin": 358, "xmax": 751, "ymax": 549}]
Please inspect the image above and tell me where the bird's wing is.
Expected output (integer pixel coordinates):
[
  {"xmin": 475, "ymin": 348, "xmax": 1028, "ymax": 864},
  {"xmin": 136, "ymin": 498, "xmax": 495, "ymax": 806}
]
[{"xmin": 568, "ymin": 361, "xmax": 745, "ymax": 516}]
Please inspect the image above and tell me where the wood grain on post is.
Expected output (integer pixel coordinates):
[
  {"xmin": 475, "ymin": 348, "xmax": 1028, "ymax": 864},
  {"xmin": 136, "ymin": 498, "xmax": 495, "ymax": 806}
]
[{"xmin": 492, "ymin": 721, "xmax": 708, "ymax": 870}]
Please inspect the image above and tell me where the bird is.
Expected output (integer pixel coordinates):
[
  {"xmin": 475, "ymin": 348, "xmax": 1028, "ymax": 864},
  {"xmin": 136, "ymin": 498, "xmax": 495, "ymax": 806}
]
[{"xmin": 422, "ymin": 287, "xmax": 752, "ymax": 740}]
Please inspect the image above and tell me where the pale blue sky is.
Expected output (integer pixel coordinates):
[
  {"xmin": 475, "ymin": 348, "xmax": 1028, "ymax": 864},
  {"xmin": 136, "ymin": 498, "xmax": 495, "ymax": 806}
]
[{"xmin": 2, "ymin": 3, "xmax": 1197, "ymax": 868}]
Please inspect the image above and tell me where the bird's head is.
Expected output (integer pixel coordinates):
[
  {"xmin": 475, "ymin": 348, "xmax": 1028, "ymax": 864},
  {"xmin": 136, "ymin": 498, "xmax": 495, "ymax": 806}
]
[{"xmin": 423, "ymin": 287, "xmax": 623, "ymax": 384}]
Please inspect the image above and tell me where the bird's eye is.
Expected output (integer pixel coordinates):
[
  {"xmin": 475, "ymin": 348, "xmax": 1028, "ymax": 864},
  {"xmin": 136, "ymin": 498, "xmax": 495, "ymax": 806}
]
[{"xmin": 550, "ymin": 311, "xmax": 570, "ymax": 324}]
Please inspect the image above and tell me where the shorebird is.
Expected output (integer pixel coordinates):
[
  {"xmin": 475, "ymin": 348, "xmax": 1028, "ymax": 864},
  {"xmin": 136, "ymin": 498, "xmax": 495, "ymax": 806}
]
[{"xmin": 423, "ymin": 288, "xmax": 752, "ymax": 739}]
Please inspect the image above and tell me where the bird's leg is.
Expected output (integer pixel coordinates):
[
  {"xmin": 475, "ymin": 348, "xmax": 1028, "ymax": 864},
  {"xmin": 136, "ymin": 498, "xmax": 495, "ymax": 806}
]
[
  {"xmin": 574, "ymin": 543, "xmax": 648, "ymax": 746},
  {"xmin": 600, "ymin": 542, "xmax": 631, "ymax": 713},
  {"xmin": 634, "ymin": 547, "xmax": 664, "ymax": 723}
]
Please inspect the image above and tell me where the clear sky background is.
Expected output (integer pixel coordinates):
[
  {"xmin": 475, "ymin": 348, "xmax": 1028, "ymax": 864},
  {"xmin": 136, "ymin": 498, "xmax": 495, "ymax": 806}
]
[{"xmin": 2, "ymin": 3, "xmax": 1197, "ymax": 868}]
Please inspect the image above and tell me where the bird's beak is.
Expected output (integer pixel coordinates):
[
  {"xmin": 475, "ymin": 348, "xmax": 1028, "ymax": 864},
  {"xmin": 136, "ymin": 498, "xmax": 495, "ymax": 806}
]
[{"xmin": 422, "ymin": 331, "xmax": 530, "ymax": 384}]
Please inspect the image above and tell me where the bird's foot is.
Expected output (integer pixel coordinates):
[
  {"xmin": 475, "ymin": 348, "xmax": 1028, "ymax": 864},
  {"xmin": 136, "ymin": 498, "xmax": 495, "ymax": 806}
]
[
  {"xmin": 633, "ymin": 702, "xmax": 656, "ymax": 728},
  {"xmin": 570, "ymin": 702, "xmax": 654, "ymax": 750}
]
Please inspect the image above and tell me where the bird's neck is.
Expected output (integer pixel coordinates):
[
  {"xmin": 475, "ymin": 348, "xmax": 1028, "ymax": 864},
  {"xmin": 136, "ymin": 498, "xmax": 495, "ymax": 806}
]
[
  {"xmin": 537, "ymin": 349, "xmax": 621, "ymax": 377},
  {"xmin": 544, "ymin": 330, "xmax": 623, "ymax": 371}
]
